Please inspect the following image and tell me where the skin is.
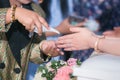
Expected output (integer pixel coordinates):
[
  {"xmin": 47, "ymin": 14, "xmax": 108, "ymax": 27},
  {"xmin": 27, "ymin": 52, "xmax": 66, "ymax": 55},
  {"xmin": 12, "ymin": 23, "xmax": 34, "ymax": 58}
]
[
  {"xmin": 38, "ymin": 0, "xmax": 44, "ymax": 3},
  {"xmin": 45, "ymin": 18, "xmax": 81, "ymax": 37},
  {"xmin": 103, "ymin": 27, "xmax": 120, "ymax": 38},
  {"xmin": 6, "ymin": 0, "xmax": 49, "ymax": 35},
  {"xmin": 40, "ymin": 40, "xmax": 64, "ymax": 57},
  {"xmin": 56, "ymin": 27, "xmax": 120, "ymax": 56}
]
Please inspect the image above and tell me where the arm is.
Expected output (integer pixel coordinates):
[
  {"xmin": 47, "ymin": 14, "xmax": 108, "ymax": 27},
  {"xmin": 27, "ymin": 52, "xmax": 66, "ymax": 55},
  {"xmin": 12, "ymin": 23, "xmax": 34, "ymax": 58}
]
[
  {"xmin": 97, "ymin": 37, "xmax": 120, "ymax": 56},
  {"xmin": 45, "ymin": 18, "xmax": 85, "ymax": 37},
  {"xmin": 56, "ymin": 27, "xmax": 120, "ymax": 56},
  {"xmin": 45, "ymin": 18, "xmax": 74, "ymax": 37}
]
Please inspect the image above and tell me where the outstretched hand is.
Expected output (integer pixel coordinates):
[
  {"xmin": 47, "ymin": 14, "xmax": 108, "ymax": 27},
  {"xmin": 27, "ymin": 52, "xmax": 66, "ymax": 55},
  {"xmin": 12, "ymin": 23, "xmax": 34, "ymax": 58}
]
[{"xmin": 56, "ymin": 27, "xmax": 96, "ymax": 51}]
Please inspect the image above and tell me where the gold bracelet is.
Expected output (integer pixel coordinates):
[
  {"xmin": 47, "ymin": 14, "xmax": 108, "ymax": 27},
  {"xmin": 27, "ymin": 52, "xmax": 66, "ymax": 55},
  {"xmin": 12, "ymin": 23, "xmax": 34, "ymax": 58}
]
[
  {"xmin": 94, "ymin": 35, "xmax": 105, "ymax": 52},
  {"xmin": 11, "ymin": 5, "xmax": 17, "ymax": 22}
]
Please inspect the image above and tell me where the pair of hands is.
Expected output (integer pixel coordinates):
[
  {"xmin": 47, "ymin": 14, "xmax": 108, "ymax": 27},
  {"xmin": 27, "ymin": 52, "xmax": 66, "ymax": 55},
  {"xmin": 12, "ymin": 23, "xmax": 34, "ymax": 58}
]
[
  {"xmin": 40, "ymin": 40, "xmax": 64, "ymax": 57},
  {"xmin": 54, "ymin": 18, "xmax": 95, "ymax": 51}
]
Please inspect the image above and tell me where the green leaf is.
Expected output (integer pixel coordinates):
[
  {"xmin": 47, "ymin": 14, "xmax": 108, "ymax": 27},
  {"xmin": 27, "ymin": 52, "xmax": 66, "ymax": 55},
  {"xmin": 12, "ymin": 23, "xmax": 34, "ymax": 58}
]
[{"xmin": 77, "ymin": 60, "xmax": 81, "ymax": 65}]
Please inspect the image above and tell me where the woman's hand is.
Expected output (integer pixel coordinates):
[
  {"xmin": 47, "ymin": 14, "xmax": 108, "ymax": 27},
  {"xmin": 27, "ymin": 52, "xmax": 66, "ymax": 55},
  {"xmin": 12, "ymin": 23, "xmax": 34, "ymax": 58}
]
[
  {"xmin": 6, "ymin": 7, "xmax": 49, "ymax": 35},
  {"xmin": 103, "ymin": 27, "xmax": 120, "ymax": 38},
  {"xmin": 56, "ymin": 27, "xmax": 97, "ymax": 51},
  {"xmin": 40, "ymin": 40, "xmax": 64, "ymax": 57}
]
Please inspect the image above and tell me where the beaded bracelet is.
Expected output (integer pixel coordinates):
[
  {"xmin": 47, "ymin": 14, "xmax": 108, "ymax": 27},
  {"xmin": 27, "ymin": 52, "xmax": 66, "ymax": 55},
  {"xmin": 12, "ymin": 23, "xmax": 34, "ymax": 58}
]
[
  {"xmin": 94, "ymin": 35, "xmax": 105, "ymax": 52},
  {"xmin": 11, "ymin": 5, "xmax": 17, "ymax": 22}
]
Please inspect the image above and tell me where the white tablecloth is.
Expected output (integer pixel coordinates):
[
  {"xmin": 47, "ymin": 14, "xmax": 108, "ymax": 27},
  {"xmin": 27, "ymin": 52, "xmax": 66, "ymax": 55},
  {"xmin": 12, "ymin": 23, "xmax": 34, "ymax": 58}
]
[{"xmin": 73, "ymin": 53, "xmax": 120, "ymax": 80}]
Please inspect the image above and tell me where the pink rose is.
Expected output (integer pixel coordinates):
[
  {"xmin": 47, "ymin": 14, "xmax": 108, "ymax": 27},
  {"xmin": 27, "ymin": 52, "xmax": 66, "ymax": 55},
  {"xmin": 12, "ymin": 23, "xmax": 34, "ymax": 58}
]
[
  {"xmin": 53, "ymin": 66, "xmax": 73, "ymax": 80},
  {"xmin": 67, "ymin": 58, "xmax": 77, "ymax": 66}
]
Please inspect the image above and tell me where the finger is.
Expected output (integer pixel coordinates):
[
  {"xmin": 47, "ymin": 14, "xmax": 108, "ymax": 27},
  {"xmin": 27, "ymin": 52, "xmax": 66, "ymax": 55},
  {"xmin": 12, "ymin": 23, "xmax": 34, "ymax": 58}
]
[
  {"xmin": 57, "ymin": 39, "xmax": 72, "ymax": 46},
  {"xmin": 42, "ymin": 44, "xmax": 48, "ymax": 51},
  {"xmin": 52, "ymin": 49, "xmax": 63, "ymax": 56},
  {"xmin": 114, "ymin": 27, "xmax": 120, "ymax": 30},
  {"xmin": 114, "ymin": 27, "xmax": 120, "ymax": 32},
  {"xmin": 56, "ymin": 48, "xmax": 64, "ymax": 55},
  {"xmin": 58, "ymin": 34, "xmax": 74, "ymax": 40},
  {"xmin": 56, "ymin": 43, "xmax": 69, "ymax": 49},
  {"xmin": 29, "ymin": 24, "xmax": 35, "ymax": 32},
  {"xmin": 60, "ymin": 51, "xmax": 64, "ymax": 55},
  {"xmin": 38, "ymin": 16, "xmax": 49, "ymax": 29},
  {"xmin": 64, "ymin": 47, "xmax": 76, "ymax": 51},
  {"xmin": 69, "ymin": 27, "xmax": 82, "ymax": 33},
  {"xmin": 56, "ymin": 42, "xmax": 64, "ymax": 48},
  {"xmin": 64, "ymin": 47, "xmax": 72, "ymax": 51},
  {"xmin": 25, "ymin": 25, "xmax": 31, "ymax": 32},
  {"xmin": 103, "ymin": 31, "xmax": 114, "ymax": 36},
  {"xmin": 34, "ymin": 18, "xmax": 42, "ymax": 35}
]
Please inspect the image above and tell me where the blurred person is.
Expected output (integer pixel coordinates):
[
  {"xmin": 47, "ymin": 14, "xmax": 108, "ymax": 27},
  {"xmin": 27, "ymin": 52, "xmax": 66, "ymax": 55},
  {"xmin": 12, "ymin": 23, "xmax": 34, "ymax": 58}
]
[{"xmin": 0, "ymin": 0, "xmax": 63, "ymax": 80}]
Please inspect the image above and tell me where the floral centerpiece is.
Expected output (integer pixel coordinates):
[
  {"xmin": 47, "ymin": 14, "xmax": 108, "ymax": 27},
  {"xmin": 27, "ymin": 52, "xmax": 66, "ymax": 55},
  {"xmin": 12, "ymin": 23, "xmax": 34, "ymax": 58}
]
[{"xmin": 34, "ymin": 58, "xmax": 81, "ymax": 80}]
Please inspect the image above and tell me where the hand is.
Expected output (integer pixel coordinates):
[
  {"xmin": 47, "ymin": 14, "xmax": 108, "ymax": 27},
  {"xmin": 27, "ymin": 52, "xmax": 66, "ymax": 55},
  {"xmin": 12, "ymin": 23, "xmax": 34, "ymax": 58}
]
[
  {"xmin": 56, "ymin": 18, "xmax": 73, "ymax": 34},
  {"xmin": 38, "ymin": 0, "xmax": 44, "ymax": 3},
  {"xmin": 56, "ymin": 18, "xmax": 86, "ymax": 34},
  {"xmin": 40, "ymin": 40, "xmax": 64, "ymax": 57},
  {"xmin": 56, "ymin": 27, "xmax": 97, "ymax": 51},
  {"xmin": 6, "ymin": 7, "xmax": 49, "ymax": 35},
  {"xmin": 103, "ymin": 27, "xmax": 120, "ymax": 38}
]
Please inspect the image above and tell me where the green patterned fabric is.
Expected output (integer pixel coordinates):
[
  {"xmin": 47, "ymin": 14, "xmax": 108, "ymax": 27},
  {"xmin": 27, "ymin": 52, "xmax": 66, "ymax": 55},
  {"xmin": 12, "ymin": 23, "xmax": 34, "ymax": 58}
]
[{"xmin": 0, "ymin": 2, "xmax": 46, "ymax": 80}]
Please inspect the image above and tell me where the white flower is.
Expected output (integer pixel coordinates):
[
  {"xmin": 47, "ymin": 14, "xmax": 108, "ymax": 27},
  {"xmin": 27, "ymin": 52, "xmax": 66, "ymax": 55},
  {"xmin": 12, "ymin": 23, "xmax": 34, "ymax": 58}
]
[
  {"xmin": 34, "ymin": 72, "xmax": 46, "ymax": 80},
  {"xmin": 42, "ymin": 69, "xmax": 46, "ymax": 74}
]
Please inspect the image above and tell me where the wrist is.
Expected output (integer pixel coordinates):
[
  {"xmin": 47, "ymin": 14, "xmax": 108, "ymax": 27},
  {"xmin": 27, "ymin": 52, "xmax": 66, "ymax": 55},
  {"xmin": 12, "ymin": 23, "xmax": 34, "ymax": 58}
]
[
  {"xmin": 14, "ymin": 7, "xmax": 20, "ymax": 21},
  {"xmin": 89, "ymin": 34, "xmax": 98, "ymax": 48},
  {"xmin": 94, "ymin": 35, "xmax": 105, "ymax": 52}
]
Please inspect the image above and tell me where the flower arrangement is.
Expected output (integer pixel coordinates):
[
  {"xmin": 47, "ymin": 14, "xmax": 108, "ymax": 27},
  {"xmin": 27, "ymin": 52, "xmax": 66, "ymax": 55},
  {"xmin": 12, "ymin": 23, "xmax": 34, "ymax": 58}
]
[{"xmin": 34, "ymin": 58, "xmax": 81, "ymax": 80}]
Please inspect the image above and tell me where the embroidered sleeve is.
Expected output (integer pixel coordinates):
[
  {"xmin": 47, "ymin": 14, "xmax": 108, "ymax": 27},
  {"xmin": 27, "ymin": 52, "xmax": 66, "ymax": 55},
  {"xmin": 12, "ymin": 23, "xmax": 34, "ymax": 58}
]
[
  {"xmin": 0, "ymin": 8, "xmax": 11, "ymax": 32},
  {"xmin": 30, "ymin": 33, "xmax": 47, "ymax": 64}
]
